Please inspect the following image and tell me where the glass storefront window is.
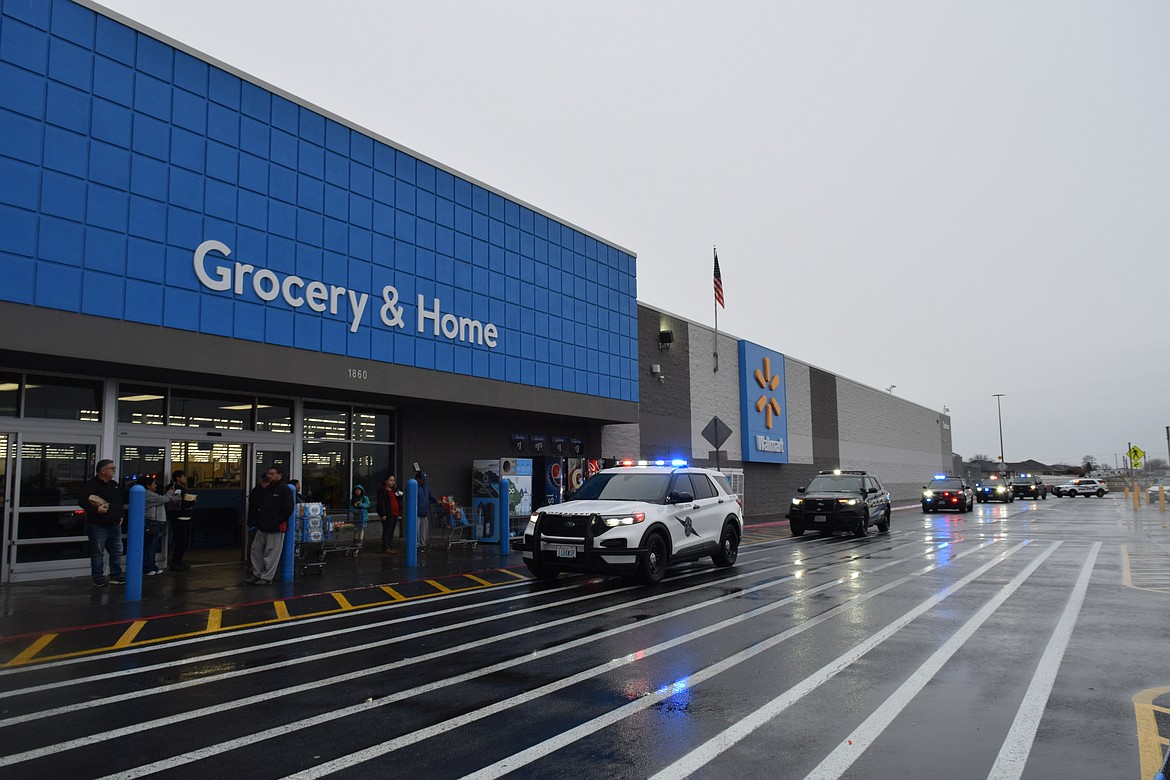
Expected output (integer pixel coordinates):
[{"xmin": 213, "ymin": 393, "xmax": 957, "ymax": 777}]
[
  {"xmin": 18, "ymin": 442, "xmax": 95, "ymax": 509},
  {"xmin": 170, "ymin": 390, "xmax": 251, "ymax": 430},
  {"xmin": 24, "ymin": 375, "xmax": 102, "ymax": 422},
  {"xmin": 256, "ymin": 398, "xmax": 294, "ymax": 434},
  {"xmin": 353, "ymin": 443, "xmax": 391, "ymax": 496},
  {"xmin": 16, "ymin": 538, "xmax": 88, "ymax": 563},
  {"xmin": 118, "ymin": 384, "xmax": 167, "ymax": 425},
  {"xmin": 172, "ymin": 440, "xmax": 247, "ymax": 548},
  {"xmin": 0, "ymin": 372, "xmax": 19, "ymax": 417},
  {"xmin": 302, "ymin": 405, "xmax": 394, "ymax": 511},
  {"xmin": 17, "ymin": 509, "xmax": 86, "ymax": 541},
  {"xmin": 304, "ymin": 405, "xmax": 349, "ymax": 441},
  {"xmin": 173, "ymin": 441, "xmax": 245, "ymax": 488},
  {"xmin": 303, "ymin": 441, "xmax": 348, "ymax": 510},
  {"xmin": 0, "ymin": 434, "xmax": 8, "ymax": 516},
  {"xmin": 353, "ymin": 410, "xmax": 393, "ymax": 442},
  {"xmin": 119, "ymin": 445, "xmax": 166, "ymax": 486}
]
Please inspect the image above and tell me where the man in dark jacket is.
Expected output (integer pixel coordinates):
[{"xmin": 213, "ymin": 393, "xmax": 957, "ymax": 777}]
[
  {"xmin": 414, "ymin": 471, "xmax": 438, "ymax": 551},
  {"xmin": 246, "ymin": 465, "xmax": 295, "ymax": 585},
  {"xmin": 163, "ymin": 470, "xmax": 196, "ymax": 571},
  {"xmin": 79, "ymin": 459, "xmax": 125, "ymax": 586}
]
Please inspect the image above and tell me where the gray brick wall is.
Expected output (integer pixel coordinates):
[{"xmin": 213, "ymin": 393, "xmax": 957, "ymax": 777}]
[
  {"xmin": 688, "ymin": 328, "xmax": 742, "ymax": 464},
  {"xmin": 836, "ymin": 378, "xmax": 950, "ymax": 500},
  {"xmin": 638, "ymin": 311, "xmax": 693, "ymax": 461},
  {"xmin": 784, "ymin": 359, "xmax": 814, "ymax": 464}
]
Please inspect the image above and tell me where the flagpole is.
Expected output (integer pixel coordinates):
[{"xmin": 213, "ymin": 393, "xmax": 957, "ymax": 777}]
[{"xmin": 713, "ymin": 246, "xmax": 720, "ymax": 373}]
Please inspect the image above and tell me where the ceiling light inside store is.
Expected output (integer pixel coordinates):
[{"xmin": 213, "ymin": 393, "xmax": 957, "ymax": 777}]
[{"xmin": 118, "ymin": 394, "xmax": 165, "ymax": 402}]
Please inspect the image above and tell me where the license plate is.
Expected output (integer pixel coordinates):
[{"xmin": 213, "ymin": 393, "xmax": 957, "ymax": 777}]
[
  {"xmin": 814, "ymin": 515, "xmax": 826, "ymax": 523},
  {"xmin": 556, "ymin": 545, "xmax": 577, "ymax": 559}
]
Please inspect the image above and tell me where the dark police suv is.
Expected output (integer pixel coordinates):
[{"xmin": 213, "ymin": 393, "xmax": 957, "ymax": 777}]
[{"xmin": 788, "ymin": 469, "xmax": 891, "ymax": 538}]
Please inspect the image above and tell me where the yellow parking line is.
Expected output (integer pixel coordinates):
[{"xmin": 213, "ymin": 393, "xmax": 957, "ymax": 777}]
[
  {"xmin": 113, "ymin": 621, "xmax": 147, "ymax": 648},
  {"xmin": 5, "ymin": 572, "xmax": 517, "ymax": 667},
  {"xmin": 1133, "ymin": 686, "xmax": 1170, "ymax": 777},
  {"xmin": 4, "ymin": 633, "xmax": 57, "ymax": 667}
]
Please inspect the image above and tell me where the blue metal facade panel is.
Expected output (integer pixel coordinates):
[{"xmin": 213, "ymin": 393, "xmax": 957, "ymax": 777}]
[{"xmin": 0, "ymin": 0, "xmax": 638, "ymax": 402}]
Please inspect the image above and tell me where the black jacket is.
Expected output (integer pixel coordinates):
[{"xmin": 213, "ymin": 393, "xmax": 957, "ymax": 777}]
[
  {"xmin": 253, "ymin": 480, "xmax": 295, "ymax": 533},
  {"xmin": 78, "ymin": 476, "xmax": 124, "ymax": 526}
]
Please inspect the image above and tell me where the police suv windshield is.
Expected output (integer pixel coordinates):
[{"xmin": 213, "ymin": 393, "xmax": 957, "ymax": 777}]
[
  {"xmin": 928, "ymin": 479, "xmax": 965, "ymax": 490},
  {"xmin": 805, "ymin": 475, "xmax": 865, "ymax": 493},
  {"xmin": 572, "ymin": 472, "xmax": 672, "ymax": 502}
]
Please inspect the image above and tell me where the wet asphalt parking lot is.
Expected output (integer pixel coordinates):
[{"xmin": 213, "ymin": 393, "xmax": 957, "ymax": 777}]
[{"xmin": 1, "ymin": 495, "xmax": 1168, "ymax": 779}]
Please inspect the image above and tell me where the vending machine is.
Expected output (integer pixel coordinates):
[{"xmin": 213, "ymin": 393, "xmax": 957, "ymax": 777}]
[
  {"xmin": 566, "ymin": 458, "xmax": 602, "ymax": 495},
  {"xmin": 471, "ymin": 457, "xmax": 533, "ymax": 542}
]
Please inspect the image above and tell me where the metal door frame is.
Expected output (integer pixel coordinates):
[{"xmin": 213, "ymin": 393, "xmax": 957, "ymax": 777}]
[{"xmin": 5, "ymin": 431, "xmax": 103, "ymax": 583}]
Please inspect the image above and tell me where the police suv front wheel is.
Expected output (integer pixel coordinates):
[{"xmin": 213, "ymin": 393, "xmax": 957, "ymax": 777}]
[
  {"xmin": 713, "ymin": 522, "xmax": 740, "ymax": 568},
  {"xmin": 637, "ymin": 533, "xmax": 669, "ymax": 585}
]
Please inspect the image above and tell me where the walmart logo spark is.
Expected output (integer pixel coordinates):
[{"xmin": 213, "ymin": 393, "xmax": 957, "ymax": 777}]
[{"xmin": 754, "ymin": 357, "xmax": 782, "ymax": 429}]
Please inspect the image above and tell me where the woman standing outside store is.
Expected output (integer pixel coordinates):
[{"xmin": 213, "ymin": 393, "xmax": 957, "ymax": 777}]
[
  {"xmin": 376, "ymin": 474, "xmax": 402, "ymax": 554},
  {"xmin": 141, "ymin": 477, "xmax": 169, "ymax": 575}
]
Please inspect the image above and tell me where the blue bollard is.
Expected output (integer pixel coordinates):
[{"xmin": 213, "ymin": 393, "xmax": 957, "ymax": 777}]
[
  {"xmin": 125, "ymin": 484, "xmax": 144, "ymax": 601},
  {"xmin": 499, "ymin": 478, "xmax": 510, "ymax": 557},
  {"xmin": 280, "ymin": 483, "xmax": 297, "ymax": 581},
  {"xmin": 405, "ymin": 479, "xmax": 418, "ymax": 567}
]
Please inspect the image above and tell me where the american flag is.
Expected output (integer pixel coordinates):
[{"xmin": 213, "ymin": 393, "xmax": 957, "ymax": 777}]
[{"xmin": 713, "ymin": 249, "xmax": 725, "ymax": 308}]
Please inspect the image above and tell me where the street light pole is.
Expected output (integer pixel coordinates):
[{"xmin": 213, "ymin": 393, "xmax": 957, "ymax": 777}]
[{"xmin": 993, "ymin": 393, "xmax": 1006, "ymax": 470}]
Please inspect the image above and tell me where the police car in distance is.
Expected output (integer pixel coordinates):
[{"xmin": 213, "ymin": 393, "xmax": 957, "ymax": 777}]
[
  {"xmin": 975, "ymin": 478, "xmax": 1014, "ymax": 503},
  {"xmin": 1052, "ymin": 478, "xmax": 1109, "ymax": 498},
  {"xmin": 517, "ymin": 460, "xmax": 744, "ymax": 585},
  {"xmin": 787, "ymin": 469, "xmax": 891, "ymax": 537},
  {"xmin": 1011, "ymin": 474, "xmax": 1048, "ymax": 500},
  {"xmin": 921, "ymin": 475, "xmax": 975, "ymax": 513}
]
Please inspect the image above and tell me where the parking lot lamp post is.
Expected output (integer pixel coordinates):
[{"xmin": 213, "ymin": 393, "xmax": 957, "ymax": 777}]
[{"xmin": 993, "ymin": 394, "xmax": 1006, "ymax": 473}]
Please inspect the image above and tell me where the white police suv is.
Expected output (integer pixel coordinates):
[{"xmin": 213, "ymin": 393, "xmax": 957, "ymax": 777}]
[{"xmin": 518, "ymin": 460, "xmax": 744, "ymax": 584}]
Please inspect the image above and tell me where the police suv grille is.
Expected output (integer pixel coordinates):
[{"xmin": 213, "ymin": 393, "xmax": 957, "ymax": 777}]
[
  {"xmin": 806, "ymin": 499, "xmax": 837, "ymax": 512},
  {"xmin": 540, "ymin": 513, "xmax": 591, "ymax": 539}
]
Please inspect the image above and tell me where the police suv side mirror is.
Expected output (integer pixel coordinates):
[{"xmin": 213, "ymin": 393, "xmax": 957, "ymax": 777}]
[
  {"xmin": 668, "ymin": 491, "xmax": 694, "ymax": 504},
  {"xmin": 797, "ymin": 486, "xmax": 806, "ymax": 494},
  {"xmin": 866, "ymin": 487, "xmax": 878, "ymax": 494}
]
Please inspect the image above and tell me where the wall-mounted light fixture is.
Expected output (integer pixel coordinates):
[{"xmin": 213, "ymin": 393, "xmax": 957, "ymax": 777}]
[
  {"xmin": 650, "ymin": 363, "xmax": 666, "ymax": 383},
  {"xmin": 658, "ymin": 329, "xmax": 674, "ymax": 350}
]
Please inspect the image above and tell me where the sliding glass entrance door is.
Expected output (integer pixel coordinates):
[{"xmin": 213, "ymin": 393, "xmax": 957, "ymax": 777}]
[{"xmin": 7, "ymin": 436, "xmax": 99, "ymax": 581}]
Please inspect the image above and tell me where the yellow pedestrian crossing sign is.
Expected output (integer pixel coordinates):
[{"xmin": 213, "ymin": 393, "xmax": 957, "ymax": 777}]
[{"xmin": 1128, "ymin": 445, "xmax": 1145, "ymax": 468}]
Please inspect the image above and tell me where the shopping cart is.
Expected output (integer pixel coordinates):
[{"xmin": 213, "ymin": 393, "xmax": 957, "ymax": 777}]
[
  {"xmin": 434, "ymin": 501, "xmax": 477, "ymax": 551},
  {"xmin": 323, "ymin": 509, "xmax": 364, "ymax": 558},
  {"xmin": 293, "ymin": 503, "xmax": 328, "ymax": 576}
]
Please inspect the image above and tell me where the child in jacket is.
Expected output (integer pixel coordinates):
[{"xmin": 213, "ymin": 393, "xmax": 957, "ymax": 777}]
[{"xmin": 351, "ymin": 485, "xmax": 370, "ymax": 547}]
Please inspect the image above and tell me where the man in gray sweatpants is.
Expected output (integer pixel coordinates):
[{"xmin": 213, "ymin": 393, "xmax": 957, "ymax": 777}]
[{"xmin": 246, "ymin": 465, "xmax": 294, "ymax": 585}]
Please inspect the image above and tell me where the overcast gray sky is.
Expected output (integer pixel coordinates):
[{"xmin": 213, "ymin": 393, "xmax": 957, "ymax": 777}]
[{"xmin": 96, "ymin": 0, "xmax": 1170, "ymax": 468}]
